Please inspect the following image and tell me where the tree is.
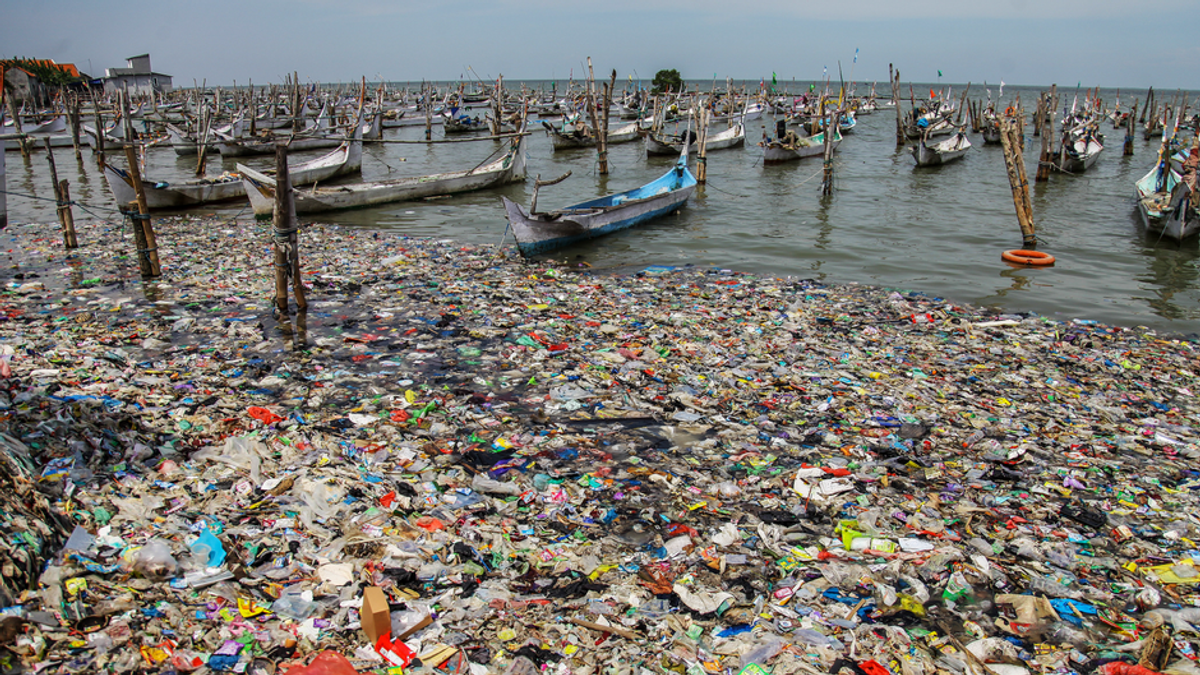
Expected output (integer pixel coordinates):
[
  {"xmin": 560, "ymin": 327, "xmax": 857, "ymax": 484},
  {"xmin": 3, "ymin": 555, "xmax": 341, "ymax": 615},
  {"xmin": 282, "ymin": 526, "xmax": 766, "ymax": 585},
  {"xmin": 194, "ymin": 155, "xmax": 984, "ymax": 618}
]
[{"xmin": 651, "ymin": 69, "xmax": 683, "ymax": 95}]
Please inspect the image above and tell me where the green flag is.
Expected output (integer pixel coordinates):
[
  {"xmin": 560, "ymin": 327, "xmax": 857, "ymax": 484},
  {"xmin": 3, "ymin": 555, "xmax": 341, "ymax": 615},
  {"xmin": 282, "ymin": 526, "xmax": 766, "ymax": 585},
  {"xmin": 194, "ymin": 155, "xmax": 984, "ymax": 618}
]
[
  {"xmin": 937, "ymin": 70, "xmax": 942, "ymax": 77},
  {"xmin": 772, "ymin": 72, "xmax": 777, "ymax": 85}
]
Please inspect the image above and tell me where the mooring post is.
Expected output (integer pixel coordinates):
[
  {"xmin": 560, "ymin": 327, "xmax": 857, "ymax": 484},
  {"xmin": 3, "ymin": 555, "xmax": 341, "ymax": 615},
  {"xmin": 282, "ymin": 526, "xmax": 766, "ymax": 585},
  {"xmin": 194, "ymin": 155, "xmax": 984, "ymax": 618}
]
[
  {"xmin": 1125, "ymin": 100, "xmax": 1138, "ymax": 156},
  {"xmin": 4, "ymin": 91, "xmax": 31, "ymax": 160},
  {"xmin": 891, "ymin": 65, "xmax": 904, "ymax": 147},
  {"xmin": 272, "ymin": 144, "xmax": 306, "ymax": 314},
  {"xmin": 44, "ymin": 139, "xmax": 78, "ymax": 248},
  {"xmin": 1000, "ymin": 116, "xmax": 1037, "ymax": 248},
  {"xmin": 1036, "ymin": 85, "xmax": 1057, "ymax": 182},
  {"xmin": 122, "ymin": 144, "xmax": 162, "ymax": 277},
  {"xmin": 0, "ymin": 138, "xmax": 6, "ymax": 231},
  {"xmin": 68, "ymin": 94, "xmax": 83, "ymax": 159}
]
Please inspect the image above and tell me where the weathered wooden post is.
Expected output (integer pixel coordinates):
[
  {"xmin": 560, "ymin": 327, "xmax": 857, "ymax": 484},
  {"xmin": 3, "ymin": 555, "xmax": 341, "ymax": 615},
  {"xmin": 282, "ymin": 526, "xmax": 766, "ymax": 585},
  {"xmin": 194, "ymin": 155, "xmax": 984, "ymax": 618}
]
[
  {"xmin": 68, "ymin": 94, "xmax": 83, "ymax": 159},
  {"xmin": 44, "ymin": 139, "xmax": 78, "ymax": 249},
  {"xmin": 0, "ymin": 138, "xmax": 6, "ymax": 231},
  {"xmin": 272, "ymin": 144, "xmax": 306, "ymax": 314},
  {"xmin": 890, "ymin": 65, "xmax": 904, "ymax": 147},
  {"xmin": 1036, "ymin": 85, "xmax": 1057, "ymax": 182},
  {"xmin": 122, "ymin": 145, "xmax": 162, "ymax": 277},
  {"xmin": 3, "ymin": 88, "xmax": 31, "ymax": 160},
  {"xmin": 90, "ymin": 88, "xmax": 105, "ymax": 166},
  {"xmin": 999, "ymin": 115, "xmax": 1037, "ymax": 248},
  {"xmin": 696, "ymin": 102, "xmax": 709, "ymax": 184},
  {"xmin": 424, "ymin": 81, "xmax": 433, "ymax": 141},
  {"xmin": 821, "ymin": 109, "xmax": 840, "ymax": 196},
  {"xmin": 584, "ymin": 57, "xmax": 609, "ymax": 175},
  {"xmin": 1125, "ymin": 100, "xmax": 1138, "ymax": 155}
]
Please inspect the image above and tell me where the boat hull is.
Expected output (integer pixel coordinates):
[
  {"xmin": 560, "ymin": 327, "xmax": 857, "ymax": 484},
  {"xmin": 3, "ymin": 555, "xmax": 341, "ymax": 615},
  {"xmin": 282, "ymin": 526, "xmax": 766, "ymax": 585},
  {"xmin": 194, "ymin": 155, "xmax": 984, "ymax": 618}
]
[
  {"xmin": 104, "ymin": 138, "xmax": 363, "ymax": 210},
  {"xmin": 241, "ymin": 135, "xmax": 525, "ymax": 217},
  {"xmin": 503, "ymin": 155, "xmax": 697, "ymax": 256}
]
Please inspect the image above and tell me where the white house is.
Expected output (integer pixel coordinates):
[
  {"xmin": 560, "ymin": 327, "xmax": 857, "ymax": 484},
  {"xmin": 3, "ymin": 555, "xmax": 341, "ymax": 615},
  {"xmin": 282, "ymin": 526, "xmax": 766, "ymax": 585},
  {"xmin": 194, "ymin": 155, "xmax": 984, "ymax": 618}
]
[{"xmin": 102, "ymin": 54, "xmax": 172, "ymax": 96}]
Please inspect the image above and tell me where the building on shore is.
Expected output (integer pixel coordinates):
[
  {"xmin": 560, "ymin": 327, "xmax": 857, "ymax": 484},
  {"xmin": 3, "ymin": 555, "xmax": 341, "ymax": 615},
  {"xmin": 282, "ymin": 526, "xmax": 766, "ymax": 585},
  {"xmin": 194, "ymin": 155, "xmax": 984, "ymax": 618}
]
[
  {"xmin": 1, "ymin": 60, "xmax": 82, "ymax": 105},
  {"xmin": 102, "ymin": 54, "xmax": 172, "ymax": 96}
]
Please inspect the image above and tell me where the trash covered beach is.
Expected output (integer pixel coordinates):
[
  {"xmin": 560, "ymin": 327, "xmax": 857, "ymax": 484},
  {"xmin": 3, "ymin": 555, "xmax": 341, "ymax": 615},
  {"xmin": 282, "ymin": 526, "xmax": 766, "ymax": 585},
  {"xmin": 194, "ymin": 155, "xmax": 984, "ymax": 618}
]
[{"xmin": 2, "ymin": 215, "xmax": 1199, "ymax": 675}]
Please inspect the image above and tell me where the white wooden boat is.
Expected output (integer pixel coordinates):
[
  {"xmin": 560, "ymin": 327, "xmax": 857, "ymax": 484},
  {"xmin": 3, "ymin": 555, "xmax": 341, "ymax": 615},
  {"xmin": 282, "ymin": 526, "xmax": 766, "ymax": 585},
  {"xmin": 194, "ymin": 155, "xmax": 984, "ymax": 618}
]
[
  {"xmin": 502, "ymin": 145, "xmax": 697, "ymax": 256},
  {"xmin": 1053, "ymin": 130, "xmax": 1103, "ymax": 173},
  {"xmin": 82, "ymin": 123, "xmax": 127, "ymax": 151},
  {"xmin": 911, "ymin": 132, "xmax": 971, "ymax": 166},
  {"xmin": 645, "ymin": 129, "xmax": 698, "ymax": 156},
  {"xmin": 103, "ymin": 135, "xmax": 363, "ymax": 210},
  {"xmin": 215, "ymin": 132, "xmax": 344, "ymax": 157},
  {"xmin": 761, "ymin": 129, "xmax": 841, "ymax": 164},
  {"xmin": 240, "ymin": 132, "xmax": 526, "ymax": 217}
]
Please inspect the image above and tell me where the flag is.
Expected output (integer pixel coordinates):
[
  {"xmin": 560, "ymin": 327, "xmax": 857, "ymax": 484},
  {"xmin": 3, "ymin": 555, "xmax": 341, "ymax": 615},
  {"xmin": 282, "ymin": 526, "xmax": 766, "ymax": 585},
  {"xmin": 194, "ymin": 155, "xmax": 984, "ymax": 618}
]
[
  {"xmin": 809, "ymin": 83, "xmax": 815, "ymax": 92},
  {"xmin": 772, "ymin": 72, "xmax": 777, "ymax": 85},
  {"xmin": 937, "ymin": 70, "xmax": 942, "ymax": 77},
  {"xmin": 930, "ymin": 89, "xmax": 936, "ymax": 98},
  {"xmin": 854, "ymin": 48, "xmax": 859, "ymax": 64}
]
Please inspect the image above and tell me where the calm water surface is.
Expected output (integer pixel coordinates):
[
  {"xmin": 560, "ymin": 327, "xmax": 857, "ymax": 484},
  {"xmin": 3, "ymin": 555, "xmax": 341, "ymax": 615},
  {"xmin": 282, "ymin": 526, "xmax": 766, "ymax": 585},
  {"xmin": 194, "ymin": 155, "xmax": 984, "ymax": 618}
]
[{"xmin": 5, "ymin": 84, "xmax": 1198, "ymax": 333}]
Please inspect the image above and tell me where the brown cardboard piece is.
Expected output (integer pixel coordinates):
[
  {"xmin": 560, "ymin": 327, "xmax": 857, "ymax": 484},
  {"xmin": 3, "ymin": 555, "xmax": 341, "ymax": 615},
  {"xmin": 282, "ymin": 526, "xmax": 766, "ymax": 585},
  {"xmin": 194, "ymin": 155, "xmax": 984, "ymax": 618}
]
[{"xmin": 360, "ymin": 586, "xmax": 391, "ymax": 643}]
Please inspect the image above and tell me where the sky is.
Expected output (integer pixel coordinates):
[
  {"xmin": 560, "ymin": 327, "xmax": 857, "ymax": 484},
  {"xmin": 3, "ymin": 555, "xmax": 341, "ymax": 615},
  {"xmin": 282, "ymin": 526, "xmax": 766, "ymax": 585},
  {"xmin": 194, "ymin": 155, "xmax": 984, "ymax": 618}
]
[{"xmin": 2, "ymin": 0, "xmax": 1198, "ymax": 91}]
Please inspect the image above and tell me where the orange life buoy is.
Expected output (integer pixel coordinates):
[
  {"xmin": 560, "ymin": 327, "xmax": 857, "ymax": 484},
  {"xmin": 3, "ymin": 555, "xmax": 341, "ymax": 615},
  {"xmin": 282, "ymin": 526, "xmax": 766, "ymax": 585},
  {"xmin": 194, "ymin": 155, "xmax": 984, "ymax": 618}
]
[{"xmin": 1002, "ymin": 249, "xmax": 1056, "ymax": 266}]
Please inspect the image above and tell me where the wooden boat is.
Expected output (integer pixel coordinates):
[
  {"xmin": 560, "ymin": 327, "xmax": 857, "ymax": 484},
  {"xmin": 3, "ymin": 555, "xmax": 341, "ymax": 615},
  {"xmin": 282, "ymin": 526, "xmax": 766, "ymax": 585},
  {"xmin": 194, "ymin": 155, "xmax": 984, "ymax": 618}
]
[
  {"xmin": 166, "ymin": 118, "xmax": 244, "ymax": 156},
  {"xmin": 443, "ymin": 110, "xmax": 487, "ymax": 133},
  {"xmin": 911, "ymin": 131, "xmax": 971, "ymax": 166},
  {"xmin": 760, "ymin": 129, "xmax": 841, "ymax": 164},
  {"xmin": 104, "ymin": 134, "xmax": 363, "ymax": 210},
  {"xmin": 546, "ymin": 120, "xmax": 641, "ymax": 150},
  {"xmin": 82, "ymin": 122, "xmax": 127, "ymax": 151},
  {"xmin": 1053, "ymin": 129, "xmax": 1103, "ymax": 173},
  {"xmin": 1136, "ymin": 144, "xmax": 1198, "ymax": 240},
  {"xmin": 645, "ymin": 129, "xmax": 698, "ymax": 156},
  {"xmin": 214, "ymin": 131, "xmax": 344, "ymax": 157},
  {"xmin": 501, "ymin": 145, "xmax": 697, "ymax": 256},
  {"xmin": 240, "ymin": 130, "xmax": 526, "ymax": 217}
]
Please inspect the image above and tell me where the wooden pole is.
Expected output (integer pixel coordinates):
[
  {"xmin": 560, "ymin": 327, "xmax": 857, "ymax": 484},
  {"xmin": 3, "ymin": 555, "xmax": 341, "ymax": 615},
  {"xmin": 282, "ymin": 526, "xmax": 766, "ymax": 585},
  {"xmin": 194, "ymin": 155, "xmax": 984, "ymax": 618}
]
[
  {"xmin": 4, "ymin": 89, "xmax": 31, "ymax": 160},
  {"xmin": 1124, "ymin": 99, "xmax": 1138, "ymax": 156},
  {"xmin": 696, "ymin": 102, "xmax": 709, "ymax": 184},
  {"xmin": 424, "ymin": 81, "xmax": 433, "ymax": 141},
  {"xmin": 122, "ymin": 144, "xmax": 162, "ymax": 277},
  {"xmin": 44, "ymin": 139, "xmax": 77, "ymax": 248},
  {"xmin": 0, "ymin": 137, "xmax": 6, "ymax": 231},
  {"xmin": 1036, "ymin": 85, "xmax": 1056, "ymax": 182},
  {"xmin": 68, "ymin": 94, "xmax": 82, "ymax": 159},
  {"xmin": 891, "ymin": 65, "xmax": 904, "ymax": 147},
  {"xmin": 1000, "ymin": 116, "xmax": 1036, "ymax": 247},
  {"xmin": 822, "ymin": 108, "xmax": 840, "ymax": 196},
  {"xmin": 90, "ymin": 88, "xmax": 105, "ymax": 166},
  {"xmin": 272, "ymin": 144, "xmax": 306, "ymax": 314},
  {"xmin": 584, "ymin": 57, "xmax": 608, "ymax": 175}
]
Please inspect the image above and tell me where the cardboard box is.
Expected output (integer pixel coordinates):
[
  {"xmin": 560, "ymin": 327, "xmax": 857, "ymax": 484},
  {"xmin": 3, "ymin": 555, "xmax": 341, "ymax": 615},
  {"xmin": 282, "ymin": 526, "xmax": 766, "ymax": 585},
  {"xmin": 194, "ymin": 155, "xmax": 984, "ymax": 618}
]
[{"xmin": 360, "ymin": 586, "xmax": 391, "ymax": 644}]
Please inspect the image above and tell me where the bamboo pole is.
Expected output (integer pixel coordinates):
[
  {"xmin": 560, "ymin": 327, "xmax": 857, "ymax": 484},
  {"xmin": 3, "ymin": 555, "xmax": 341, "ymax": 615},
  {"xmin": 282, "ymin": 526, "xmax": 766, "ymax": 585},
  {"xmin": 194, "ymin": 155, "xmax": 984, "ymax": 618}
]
[
  {"xmin": 999, "ymin": 116, "xmax": 1037, "ymax": 247},
  {"xmin": 122, "ymin": 145, "xmax": 162, "ymax": 277},
  {"xmin": 822, "ymin": 109, "xmax": 840, "ymax": 195},
  {"xmin": 90, "ymin": 88, "xmax": 105, "ymax": 166},
  {"xmin": 0, "ymin": 137, "xmax": 6, "ymax": 231},
  {"xmin": 890, "ymin": 65, "xmax": 904, "ymax": 147},
  {"xmin": 1036, "ymin": 85, "xmax": 1057, "ymax": 182},
  {"xmin": 44, "ymin": 139, "xmax": 77, "ymax": 248},
  {"xmin": 68, "ymin": 94, "xmax": 82, "ymax": 159},
  {"xmin": 272, "ymin": 144, "xmax": 306, "ymax": 314},
  {"xmin": 4, "ymin": 88, "xmax": 31, "ymax": 160},
  {"xmin": 424, "ymin": 81, "xmax": 433, "ymax": 141},
  {"xmin": 696, "ymin": 102, "xmax": 709, "ymax": 184},
  {"xmin": 1124, "ymin": 99, "xmax": 1138, "ymax": 156}
]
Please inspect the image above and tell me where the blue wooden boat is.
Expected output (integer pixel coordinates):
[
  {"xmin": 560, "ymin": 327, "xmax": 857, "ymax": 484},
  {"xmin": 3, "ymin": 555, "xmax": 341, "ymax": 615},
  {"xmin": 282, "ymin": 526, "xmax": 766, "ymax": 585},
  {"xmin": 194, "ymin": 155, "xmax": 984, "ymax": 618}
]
[{"xmin": 502, "ymin": 147, "xmax": 697, "ymax": 256}]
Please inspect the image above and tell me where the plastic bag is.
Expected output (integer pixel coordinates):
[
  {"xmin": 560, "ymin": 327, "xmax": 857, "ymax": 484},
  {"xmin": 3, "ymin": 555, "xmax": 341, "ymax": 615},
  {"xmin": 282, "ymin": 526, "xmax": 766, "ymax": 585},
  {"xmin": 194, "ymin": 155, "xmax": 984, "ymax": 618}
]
[
  {"xmin": 130, "ymin": 539, "xmax": 177, "ymax": 580},
  {"xmin": 280, "ymin": 651, "xmax": 358, "ymax": 675}
]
